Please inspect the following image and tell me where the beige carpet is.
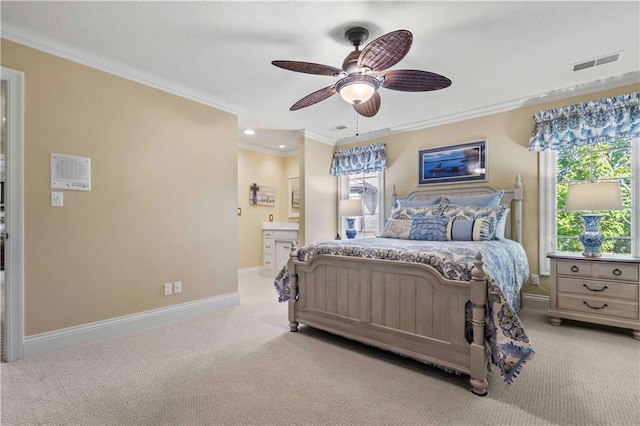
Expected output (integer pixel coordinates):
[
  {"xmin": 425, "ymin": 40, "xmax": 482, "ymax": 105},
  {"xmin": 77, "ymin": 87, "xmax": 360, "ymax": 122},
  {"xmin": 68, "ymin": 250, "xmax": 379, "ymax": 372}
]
[{"xmin": 1, "ymin": 272, "xmax": 639, "ymax": 425}]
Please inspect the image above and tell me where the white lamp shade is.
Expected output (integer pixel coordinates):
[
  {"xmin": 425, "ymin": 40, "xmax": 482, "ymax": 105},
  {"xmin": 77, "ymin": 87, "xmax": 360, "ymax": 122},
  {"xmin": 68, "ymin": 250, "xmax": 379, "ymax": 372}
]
[
  {"xmin": 565, "ymin": 181, "xmax": 622, "ymax": 211},
  {"xmin": 339, "ymin": 199, "xmax": 363, "ymax": 217},
  {"xmin": 339, "ymin": 82, "xmax": 376, "ymax": 104}
]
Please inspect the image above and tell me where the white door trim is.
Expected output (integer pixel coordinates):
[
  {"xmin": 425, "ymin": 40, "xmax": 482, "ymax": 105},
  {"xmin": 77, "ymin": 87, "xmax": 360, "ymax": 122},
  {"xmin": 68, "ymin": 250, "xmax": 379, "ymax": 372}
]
[{"xmin": 1, "ymin": 66, "xmax": 25, "ymax": 362}]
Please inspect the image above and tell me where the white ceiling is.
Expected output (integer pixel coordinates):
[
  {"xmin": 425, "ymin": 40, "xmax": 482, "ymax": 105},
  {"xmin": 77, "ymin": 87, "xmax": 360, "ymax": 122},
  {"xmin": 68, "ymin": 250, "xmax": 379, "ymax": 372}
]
[{"xmin": 2, "ymin": 1, "xmax": 639, "ymax": 156}]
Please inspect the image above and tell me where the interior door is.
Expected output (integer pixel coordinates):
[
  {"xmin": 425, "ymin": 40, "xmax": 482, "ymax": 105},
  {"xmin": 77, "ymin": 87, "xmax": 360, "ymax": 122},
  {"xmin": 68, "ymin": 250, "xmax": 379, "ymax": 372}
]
[
  {"xmin": 1, "ymin": 66, "xmax": 25, "ymax": 362},
  {"xmin": 1, "ymin": 79, "xmax": 6, "ymax": 361}
]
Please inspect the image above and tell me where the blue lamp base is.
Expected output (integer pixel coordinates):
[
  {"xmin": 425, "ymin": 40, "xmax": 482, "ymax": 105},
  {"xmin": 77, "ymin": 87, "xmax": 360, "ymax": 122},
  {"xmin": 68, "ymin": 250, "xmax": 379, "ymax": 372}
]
[
  {"xmin": 579, "ymin": 214, "xmax": 605, "ymax": 258},
  {"xmin": 345, "ymin": 217, "xmax": 357, "ymax": 239}
]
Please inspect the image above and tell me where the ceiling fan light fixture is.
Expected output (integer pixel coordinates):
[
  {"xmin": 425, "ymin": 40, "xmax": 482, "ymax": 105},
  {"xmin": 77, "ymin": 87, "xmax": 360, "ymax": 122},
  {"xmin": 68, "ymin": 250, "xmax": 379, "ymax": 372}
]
[{"xmin": 335, "ymin": 75, "xmax": 380, "ymax": 105}]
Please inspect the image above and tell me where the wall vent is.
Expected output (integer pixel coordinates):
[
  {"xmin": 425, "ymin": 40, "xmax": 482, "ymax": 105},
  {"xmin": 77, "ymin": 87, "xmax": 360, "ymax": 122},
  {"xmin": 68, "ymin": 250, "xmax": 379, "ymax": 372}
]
[{"xmin": 572, "ymin": 51, "xmax": 622, "ymax": 72}]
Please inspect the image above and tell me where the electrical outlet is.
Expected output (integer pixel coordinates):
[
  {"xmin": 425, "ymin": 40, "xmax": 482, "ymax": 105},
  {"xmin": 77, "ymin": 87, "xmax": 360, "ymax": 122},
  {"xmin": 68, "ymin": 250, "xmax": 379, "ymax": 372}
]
[
  {"xmin": 164, "ymin": 283, "xmax": 173, "ymax": 296},
  {"xmin": 51, "ymin": 192, "xmax": 64, "ymax": 207},
  {"xmin": 531, "ymin": 274, "xmax": 540, "ymax": 286},
  {"xmin": 173, "ymin": 281, "xmax": 182, "ymax": 294}
]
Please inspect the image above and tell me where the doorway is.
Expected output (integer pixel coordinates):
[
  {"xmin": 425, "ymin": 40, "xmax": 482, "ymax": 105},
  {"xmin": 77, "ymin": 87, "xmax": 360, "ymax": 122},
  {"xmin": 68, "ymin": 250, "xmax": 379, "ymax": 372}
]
[{"xmin": 1, "ymin": 66, "xmax": 25, "ymax": 362}]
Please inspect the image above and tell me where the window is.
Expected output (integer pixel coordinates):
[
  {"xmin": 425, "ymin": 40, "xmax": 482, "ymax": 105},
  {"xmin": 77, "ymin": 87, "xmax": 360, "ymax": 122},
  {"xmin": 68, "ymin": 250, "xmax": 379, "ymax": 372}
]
[
  {"xmin": 338, "ymin": 171, "xmax": 384, "ymax": 238},
  {"xmin": 539, "ymin": 138, "xmax": 639, "ymax": 274}
]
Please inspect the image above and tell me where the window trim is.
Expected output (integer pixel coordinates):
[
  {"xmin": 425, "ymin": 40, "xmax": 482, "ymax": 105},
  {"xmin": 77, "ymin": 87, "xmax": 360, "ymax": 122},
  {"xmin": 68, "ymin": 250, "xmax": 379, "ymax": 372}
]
[{"xmin": 538, "ymin": 138, "xmax": 639, "ymax": 276}]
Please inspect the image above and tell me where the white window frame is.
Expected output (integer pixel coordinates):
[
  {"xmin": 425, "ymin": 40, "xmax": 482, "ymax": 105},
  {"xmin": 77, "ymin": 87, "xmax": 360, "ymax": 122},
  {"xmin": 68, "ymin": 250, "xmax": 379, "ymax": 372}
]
[
  {"xmin": 538, "ymin": 138, "xmax": 640, "ymax": 275},
  {"xmin": 338, "ymin": 171, "xmax": 385, "ymax": 238}
]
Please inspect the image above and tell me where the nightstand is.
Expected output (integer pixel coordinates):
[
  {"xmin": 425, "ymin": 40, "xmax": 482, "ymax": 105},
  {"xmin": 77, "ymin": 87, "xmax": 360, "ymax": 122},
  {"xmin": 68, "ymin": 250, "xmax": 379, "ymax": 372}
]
[{"xmin": 547, "ymin": 252, "xmax": 640, "ymax": 340}]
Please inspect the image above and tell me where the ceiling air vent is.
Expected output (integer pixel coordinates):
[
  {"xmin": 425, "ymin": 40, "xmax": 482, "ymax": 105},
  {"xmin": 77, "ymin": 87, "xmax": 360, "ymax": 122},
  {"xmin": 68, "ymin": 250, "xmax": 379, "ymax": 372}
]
[
  {"xmin": 330, "ymin": 125, "xmax": 348, "ymax": 131},
  {"xmin": 595, "ymin": 52, "xmax": 620, "ymax": 66},
  {"xmin": 572, "ymin": 51, "xmax": 622, "ymax": 72}
]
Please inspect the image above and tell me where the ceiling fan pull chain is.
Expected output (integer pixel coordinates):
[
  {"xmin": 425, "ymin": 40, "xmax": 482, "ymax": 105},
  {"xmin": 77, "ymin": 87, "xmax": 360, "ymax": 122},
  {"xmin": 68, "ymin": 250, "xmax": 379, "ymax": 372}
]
[{"xmin": 354, "ymin": 110, "xmax": 359, "ymax": 136}]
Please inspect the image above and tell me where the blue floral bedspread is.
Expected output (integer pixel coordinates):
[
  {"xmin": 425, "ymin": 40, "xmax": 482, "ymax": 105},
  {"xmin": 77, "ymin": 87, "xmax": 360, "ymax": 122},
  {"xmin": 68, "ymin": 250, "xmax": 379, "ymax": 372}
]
[{"xmin": 274, "ymin": 237, "xmax": 534, "ymax": 384}]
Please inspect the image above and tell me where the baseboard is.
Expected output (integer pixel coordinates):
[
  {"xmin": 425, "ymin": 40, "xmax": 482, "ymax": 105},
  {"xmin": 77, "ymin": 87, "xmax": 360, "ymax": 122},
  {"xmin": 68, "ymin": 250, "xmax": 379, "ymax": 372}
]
[
  {"xmin": 522, "ymin": 293, "xmax": 549, "ymax": 312},
  {"xmin": 23, "ymin": 292, "xmax": 240, "ymax": 358}
]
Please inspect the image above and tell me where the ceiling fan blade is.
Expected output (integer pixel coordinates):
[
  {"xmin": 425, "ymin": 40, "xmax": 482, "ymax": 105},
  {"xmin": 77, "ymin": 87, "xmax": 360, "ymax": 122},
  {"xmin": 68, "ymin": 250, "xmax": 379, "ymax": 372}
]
[
  {"xmin": 290, "ymin": 85, "xmax": 337, "ymax": 111},
  {"xmin": 381, "ymin": 69, "xmax": 452, "ymax": 92},
  {"xmin": 357, "ymin": 30, "xmax": 412, "ymax": 72},
  {"xmin": 353, "ymin": 92, "xmax": 381, "ymax": 117},
  {"xmin": 272, "ymin": 60, "xmax": 343, "ymax": 76}
]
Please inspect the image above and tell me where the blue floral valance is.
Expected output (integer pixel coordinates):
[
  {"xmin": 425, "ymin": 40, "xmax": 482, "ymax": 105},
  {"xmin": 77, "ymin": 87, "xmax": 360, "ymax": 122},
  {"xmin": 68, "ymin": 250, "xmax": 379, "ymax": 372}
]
[
  {"xmin": 330, "ymin": 142, "xmax": 386, "ymax": 176},
  {"xmin": 529, "ymin": 92, "xmax": 640, "ymax": 152}
]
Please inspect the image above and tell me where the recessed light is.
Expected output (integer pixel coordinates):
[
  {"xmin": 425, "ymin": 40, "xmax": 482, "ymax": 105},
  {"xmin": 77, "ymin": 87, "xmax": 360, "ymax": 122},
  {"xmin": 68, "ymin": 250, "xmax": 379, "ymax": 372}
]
[
  {"xmin": 279, "ymin": 144, "xmax": 286, "ymax": 149},
  {"xmin": 244, "ymin": 129, "xmax": 255, "ymax": 135}
]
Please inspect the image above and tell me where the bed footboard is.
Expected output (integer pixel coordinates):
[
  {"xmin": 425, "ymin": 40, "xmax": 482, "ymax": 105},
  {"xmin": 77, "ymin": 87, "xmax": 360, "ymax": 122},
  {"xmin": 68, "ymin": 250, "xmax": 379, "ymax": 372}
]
[{"xmin": 286, "ymin": 245, "xmax": 489, "ymax": 396}]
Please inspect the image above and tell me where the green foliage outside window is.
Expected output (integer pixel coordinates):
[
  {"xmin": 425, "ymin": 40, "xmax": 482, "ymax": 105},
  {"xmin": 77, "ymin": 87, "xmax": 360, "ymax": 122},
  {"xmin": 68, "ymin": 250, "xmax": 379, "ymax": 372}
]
[{"xmin": 556, "ymin": 140, "xmax": 632, "ymax": 254}]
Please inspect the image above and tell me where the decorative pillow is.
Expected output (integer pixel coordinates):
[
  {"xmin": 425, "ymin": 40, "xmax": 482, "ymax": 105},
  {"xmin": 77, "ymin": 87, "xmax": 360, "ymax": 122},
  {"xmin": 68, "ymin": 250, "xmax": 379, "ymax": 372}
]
[
  {"xmin": 397, "ymin": 195, "xmax": 443, "ymax": 208},
  {"xmin": 379, "ymin": 219, "xmax": 412, "ymax": 239},
  {"xmin": 439, "ymin": 204, "xmax": 509, "ymax": 240},
  {"xmin": 443, "ymin": 191, "xmax": 504, "ymax": 207},
  {"xmin": 495, "ymin": 207, "xmax": 511, "ymax": 239},
  {"xmin": 446, "ymin": 217, "xmax": 496, "ymax": 241},
  {"xmin": 389, "ymin": 205, "xmax": 442, "ymax": 220},
  {"xmin": 408, "ymin": 216, "xmax": 448, "ymax": 241}
]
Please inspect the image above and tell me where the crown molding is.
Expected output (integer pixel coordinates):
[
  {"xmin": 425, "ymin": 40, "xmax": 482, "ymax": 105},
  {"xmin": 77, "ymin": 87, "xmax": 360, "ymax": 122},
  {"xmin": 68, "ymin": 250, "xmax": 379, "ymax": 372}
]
[
  {"xmin": 390, "ymin": 71, "xmax": 640, "ymax": 135},
  {"xmin": 1, "ymin": 22, "xmax": 239, "ymax": 115},
  {"xmin": 3, "ymin": 21, "xmax": 637, "ymax": 148},
  {"xmin": 301, "ymin": 130, "xmax": 335, "ymax": 146},
  {"xmin": 238, "ymin": 142, "xmax": 298, "ymax": 158}
]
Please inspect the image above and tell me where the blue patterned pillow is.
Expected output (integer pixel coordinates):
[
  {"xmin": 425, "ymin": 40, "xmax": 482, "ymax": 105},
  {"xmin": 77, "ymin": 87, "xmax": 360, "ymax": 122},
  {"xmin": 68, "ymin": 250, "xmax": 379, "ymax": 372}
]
[
  {"xmin": 390, "ymin": 205, "xmax": 442, "ymax": 220},
  {"xmin": 379, "ymin": 219, "xmax": 412, "ymax": 239},
  {"xmin": 397, "ymin": 195, "xmax": 443, "ymax": 208},
  {"xmin": 443, "ymin": 191, "xmax": 504, "ymax": 207},
  {"xmin": 408, "ymin": 216, "xmax": 448, "ymax": 241},
  {"xmin": 446, "ymin": 217, "xmax": 496, "ymax": 241},
  {"xmin": 439, "ymin": 204, "xmax": 508, "ymax": 240}
]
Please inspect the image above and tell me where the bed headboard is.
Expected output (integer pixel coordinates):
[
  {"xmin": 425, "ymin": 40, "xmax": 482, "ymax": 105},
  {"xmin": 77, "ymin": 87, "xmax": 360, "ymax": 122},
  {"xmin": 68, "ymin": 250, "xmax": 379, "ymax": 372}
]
[{"xmin": 391, "ymin": 175, "xmax": 523, "ymax": 243}]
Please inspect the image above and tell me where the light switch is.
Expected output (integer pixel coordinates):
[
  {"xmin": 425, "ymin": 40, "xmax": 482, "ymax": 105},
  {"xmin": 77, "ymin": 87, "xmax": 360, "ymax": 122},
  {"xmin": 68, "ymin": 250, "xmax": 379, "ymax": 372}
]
[{"xmin": 51, "ymin": 191, "xmax": 63, "ymax": 207}]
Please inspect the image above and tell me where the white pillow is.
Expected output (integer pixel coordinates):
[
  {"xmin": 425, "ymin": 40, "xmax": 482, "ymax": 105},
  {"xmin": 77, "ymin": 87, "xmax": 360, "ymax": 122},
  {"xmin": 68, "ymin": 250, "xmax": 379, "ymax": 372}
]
[
  {"xmin": 379, "ymin": 219, "xmax": 412, "ymax": 239},
  {"xmin": 495, "ymin": 207, "xmax": 510, "ymax": 239}
]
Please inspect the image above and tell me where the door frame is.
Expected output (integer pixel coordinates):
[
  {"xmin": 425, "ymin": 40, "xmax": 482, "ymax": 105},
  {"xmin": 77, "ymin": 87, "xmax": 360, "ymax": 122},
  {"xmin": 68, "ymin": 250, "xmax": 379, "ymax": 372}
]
[{"xmin": 1, "ymin": 66, "xmax": 25, "ymax": 362}]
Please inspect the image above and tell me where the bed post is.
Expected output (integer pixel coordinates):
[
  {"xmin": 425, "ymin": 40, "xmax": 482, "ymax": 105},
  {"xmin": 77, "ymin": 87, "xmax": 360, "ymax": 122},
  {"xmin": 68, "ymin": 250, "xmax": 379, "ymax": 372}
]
[
  {"xmin": 513, "ymin": 174, "xmax": 523, "ymax": 244},
  {"xmin": 288, "ymin": 242, "xmax": 299, "ymax": 332},
  {"xmin": 469, "ymin": 252, "xmax": 489, "ymax": 396}
]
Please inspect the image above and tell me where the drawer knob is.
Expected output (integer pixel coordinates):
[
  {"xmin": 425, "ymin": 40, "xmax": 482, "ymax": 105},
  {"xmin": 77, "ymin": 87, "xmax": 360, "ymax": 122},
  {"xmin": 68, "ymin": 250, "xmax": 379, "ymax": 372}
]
[
  {"xmin": 582, "ymin": 283, "xmax": 608, "ymax": 292},
  {"xmin": 583, "ymin": 301, "xmax": 608, "ymax": 310},
  {"xmin": 612, "ymin": 268, "xmax": 622, "ymax": 276},
  {"xmin": 571, "ymin": 265, "xmax": 579, "ymax": 273}
]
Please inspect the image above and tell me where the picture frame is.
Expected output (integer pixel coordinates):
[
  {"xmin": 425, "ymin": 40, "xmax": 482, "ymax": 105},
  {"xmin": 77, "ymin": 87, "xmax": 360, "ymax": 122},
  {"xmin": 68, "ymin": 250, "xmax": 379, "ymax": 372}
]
[
  {"xmin": 418, "ymin": 140, "xmax": 486, "ymax": 185},
  {"xmin": 249, "ymin": 183, "xmax": 276, "ymax": 206}
]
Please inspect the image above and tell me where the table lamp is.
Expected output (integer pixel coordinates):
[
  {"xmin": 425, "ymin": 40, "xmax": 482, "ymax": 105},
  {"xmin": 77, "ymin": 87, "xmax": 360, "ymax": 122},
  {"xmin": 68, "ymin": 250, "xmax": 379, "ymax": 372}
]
[
  {"xmin": 565, "ymin": 181, "xmax": 622, "ymax": 257},
  {"xmin": 339, "ymin": 199, "xmax": 363, "ymax": 239}
]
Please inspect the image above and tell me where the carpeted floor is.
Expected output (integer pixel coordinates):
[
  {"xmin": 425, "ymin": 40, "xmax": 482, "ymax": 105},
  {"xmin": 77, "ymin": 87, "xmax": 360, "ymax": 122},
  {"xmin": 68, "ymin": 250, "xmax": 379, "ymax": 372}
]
[{"xmin": 1, "ymin": 271, "xmax": 639, "ymax": 425}]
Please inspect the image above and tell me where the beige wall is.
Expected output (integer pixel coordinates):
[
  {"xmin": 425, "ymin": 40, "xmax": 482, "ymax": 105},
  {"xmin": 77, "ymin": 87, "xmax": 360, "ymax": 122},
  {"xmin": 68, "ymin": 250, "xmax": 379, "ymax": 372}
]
[
  {"xmin": 341, "ymin": 83, "xmax": 639, "ymax": 296},
  {"xmin": 2, "ymin": 40, "xmax": 238, "ymax": 336},
  {"xmin": 300, "ymin": 135, "xmax": 337, "ymax": 245},
  {"xmin": 237, "ymin": 148, "xmax": 299, "ymax": 269}
]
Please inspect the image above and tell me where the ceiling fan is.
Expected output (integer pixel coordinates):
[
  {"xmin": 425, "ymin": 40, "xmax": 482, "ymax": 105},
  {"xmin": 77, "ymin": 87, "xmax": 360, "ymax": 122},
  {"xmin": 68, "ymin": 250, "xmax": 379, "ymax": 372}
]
[{"xmin": 272, "ymin": 27, "xmax": 452, "ymax": 118}]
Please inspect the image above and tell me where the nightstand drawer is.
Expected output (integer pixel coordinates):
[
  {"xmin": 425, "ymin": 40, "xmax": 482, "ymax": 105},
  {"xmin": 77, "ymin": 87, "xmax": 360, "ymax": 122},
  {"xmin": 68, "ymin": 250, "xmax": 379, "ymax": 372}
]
[
  {"xmin": 556, "ymin": 260, "xmax": 592, "ymax": 277},
  {"xmin": 558, "ymin": 277, "xmax": 638, "ymax": 301},
  {"xmin": 594, "ymin": 263, "xmax": 639, "ymax": 282},
  {"xmin": 557, "ymin": 294, "xmax": 638, "ymax": 320}
]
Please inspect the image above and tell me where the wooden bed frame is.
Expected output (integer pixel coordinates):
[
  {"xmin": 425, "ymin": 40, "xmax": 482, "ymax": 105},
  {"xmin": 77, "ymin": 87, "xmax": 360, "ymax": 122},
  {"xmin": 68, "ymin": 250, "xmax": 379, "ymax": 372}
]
[{"xmin": 286, "ymin": 175, "xmax": 523, "ymax": 395}]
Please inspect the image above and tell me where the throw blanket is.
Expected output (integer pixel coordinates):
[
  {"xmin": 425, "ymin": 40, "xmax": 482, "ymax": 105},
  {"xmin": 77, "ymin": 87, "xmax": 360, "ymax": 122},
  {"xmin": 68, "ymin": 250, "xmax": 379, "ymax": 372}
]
[{"xmin": 275, "ymin": 238, "xmax": 534, "ymax": 384}]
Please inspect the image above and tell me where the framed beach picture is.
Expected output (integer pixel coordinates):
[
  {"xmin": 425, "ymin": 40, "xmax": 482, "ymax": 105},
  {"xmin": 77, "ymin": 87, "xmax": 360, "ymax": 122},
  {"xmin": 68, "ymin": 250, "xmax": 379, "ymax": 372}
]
[{"xmin": 418, "ymin": 140, "xmax": 486, "ymax": 185}]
